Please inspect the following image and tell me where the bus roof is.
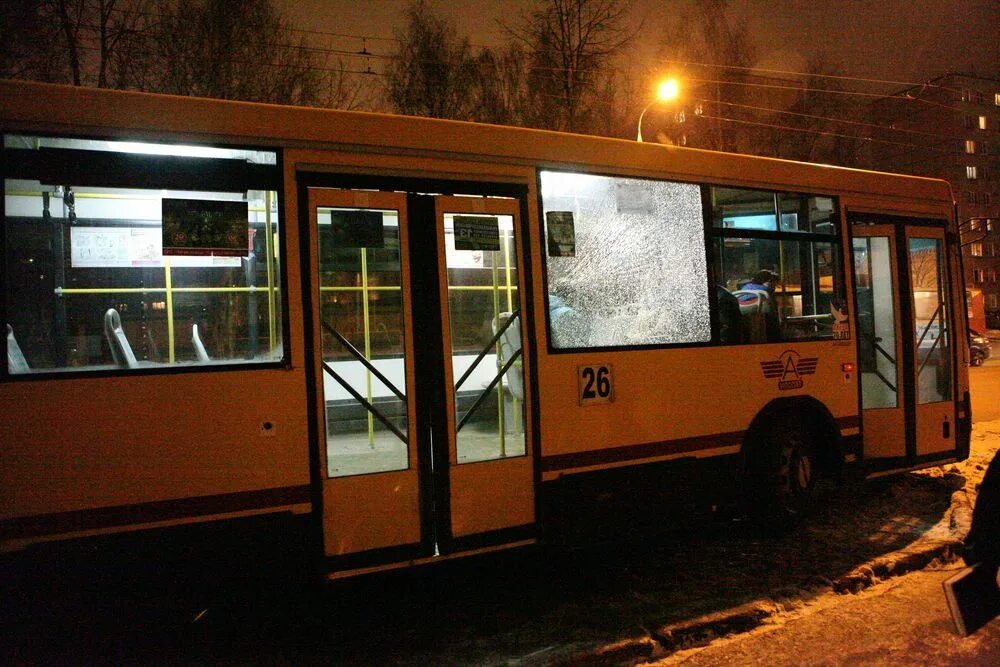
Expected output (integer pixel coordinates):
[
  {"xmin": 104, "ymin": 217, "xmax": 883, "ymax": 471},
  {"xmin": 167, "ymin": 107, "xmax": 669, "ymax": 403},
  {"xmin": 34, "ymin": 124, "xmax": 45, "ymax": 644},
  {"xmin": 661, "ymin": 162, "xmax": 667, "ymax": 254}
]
[{"xmin": 0, "ymin": 79, "xmax": 954, "ymax": 205}]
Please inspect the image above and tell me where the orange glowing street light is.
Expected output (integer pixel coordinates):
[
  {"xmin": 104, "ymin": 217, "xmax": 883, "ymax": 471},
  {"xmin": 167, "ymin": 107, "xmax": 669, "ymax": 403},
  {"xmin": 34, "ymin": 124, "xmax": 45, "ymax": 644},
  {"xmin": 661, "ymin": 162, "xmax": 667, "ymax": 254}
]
[{"xmin": 637, "ymin": 77, "xmax": 681, "ymax": 142}]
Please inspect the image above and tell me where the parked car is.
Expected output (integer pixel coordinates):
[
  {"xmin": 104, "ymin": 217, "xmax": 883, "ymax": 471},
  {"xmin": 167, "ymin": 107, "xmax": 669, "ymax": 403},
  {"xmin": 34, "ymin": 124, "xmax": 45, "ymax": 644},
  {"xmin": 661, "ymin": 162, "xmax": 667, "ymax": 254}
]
[{"xmin": 970, "ymin": 328, "xmax": 992, "ymax": 366}]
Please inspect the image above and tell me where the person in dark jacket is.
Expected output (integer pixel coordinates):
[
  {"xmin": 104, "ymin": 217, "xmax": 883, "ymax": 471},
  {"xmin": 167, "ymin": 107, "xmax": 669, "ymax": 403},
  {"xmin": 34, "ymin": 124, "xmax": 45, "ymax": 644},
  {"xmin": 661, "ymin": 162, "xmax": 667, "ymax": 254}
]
[{"xmin": 965, "ymin": 449, "xmax": 1000, "ymax": 573}]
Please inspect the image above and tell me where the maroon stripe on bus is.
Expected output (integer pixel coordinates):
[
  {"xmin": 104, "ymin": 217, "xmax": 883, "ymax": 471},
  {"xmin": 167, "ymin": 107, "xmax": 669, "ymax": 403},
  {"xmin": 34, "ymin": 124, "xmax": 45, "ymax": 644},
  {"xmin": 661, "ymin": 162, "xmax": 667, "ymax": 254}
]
[
  {"xmin": 836, "ymin": 415, "xmax": 860, "ymax": 430},
  {"xmin": 0, "ymin": 485, "xmax": 312, "ymax": 539},
  {"xmin": 540, "ymin": 431, "xmax": 745, "ymax": 473}
]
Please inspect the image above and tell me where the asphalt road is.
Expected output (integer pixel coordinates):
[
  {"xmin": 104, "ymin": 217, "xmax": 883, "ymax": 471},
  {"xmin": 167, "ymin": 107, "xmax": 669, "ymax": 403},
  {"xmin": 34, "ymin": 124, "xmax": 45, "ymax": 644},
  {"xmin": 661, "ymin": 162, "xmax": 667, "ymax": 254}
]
[{"xmin": 971, "ymin": 357, "xmax": 1000, "ymax": 422}]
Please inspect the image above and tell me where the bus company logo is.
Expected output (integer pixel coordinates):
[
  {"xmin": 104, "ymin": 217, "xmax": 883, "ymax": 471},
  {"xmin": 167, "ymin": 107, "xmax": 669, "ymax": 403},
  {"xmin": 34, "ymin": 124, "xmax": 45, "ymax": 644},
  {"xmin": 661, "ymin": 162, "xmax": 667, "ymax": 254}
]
[{"xmin": 760, "ymin": 351, "xmax": 818, "ymax": 390}]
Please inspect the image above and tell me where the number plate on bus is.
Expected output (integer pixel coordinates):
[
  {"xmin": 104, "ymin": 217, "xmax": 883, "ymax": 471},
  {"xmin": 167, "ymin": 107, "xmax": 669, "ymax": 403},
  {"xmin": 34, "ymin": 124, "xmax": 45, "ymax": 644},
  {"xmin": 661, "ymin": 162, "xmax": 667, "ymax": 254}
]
[{"xmin": 578, "ymin": 364, "xmax": 614, "ymax": 405}]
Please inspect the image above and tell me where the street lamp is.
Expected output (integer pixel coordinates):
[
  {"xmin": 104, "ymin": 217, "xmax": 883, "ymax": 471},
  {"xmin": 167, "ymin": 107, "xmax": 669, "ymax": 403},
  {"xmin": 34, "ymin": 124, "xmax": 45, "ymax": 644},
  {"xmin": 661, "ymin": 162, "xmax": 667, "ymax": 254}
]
[{"xmin": 637, "ymin": 78, "xmax": 680, "ymax": 142}]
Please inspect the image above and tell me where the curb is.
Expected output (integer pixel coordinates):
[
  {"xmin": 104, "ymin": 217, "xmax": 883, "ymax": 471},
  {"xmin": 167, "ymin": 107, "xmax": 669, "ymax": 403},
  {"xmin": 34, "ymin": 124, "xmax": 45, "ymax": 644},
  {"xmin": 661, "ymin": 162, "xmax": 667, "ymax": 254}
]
[{"xmin": 550, "ymin": 489, "xmax": 973, "ymax": 665}]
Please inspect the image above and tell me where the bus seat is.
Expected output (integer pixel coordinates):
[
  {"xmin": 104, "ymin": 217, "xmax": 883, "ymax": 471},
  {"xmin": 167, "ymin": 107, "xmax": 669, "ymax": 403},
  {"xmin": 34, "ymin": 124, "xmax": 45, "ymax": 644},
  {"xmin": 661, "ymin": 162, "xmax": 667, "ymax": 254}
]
[
  {"xmin": 192, "ymin": 323, "xmax": 211, "ymax": 362},
  {"xmin": 734, "ymin": 290, "xmax": 770, "ymax": 343},
  {"xmin": 494, "ymin": 312, "xmax": 524, "ymax": 402},
  {"xmin": 6, "ymin": 324, "xmax": 30, "ymax": 373},
  {"xmin": 734, "ymin": 289, "xmax": 768, "ymax": 315},
  {"xmin": 103, "ymin": 308, "xmax": 139, "ymax": 368}
]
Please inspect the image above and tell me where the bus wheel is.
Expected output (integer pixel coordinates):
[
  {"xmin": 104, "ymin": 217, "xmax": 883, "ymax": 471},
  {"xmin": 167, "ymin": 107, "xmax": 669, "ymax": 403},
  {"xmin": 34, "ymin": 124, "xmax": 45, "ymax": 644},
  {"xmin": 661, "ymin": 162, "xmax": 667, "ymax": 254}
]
[{"xmin": 747, "ymin": 416, "xmax": 817, "ymax": 532}]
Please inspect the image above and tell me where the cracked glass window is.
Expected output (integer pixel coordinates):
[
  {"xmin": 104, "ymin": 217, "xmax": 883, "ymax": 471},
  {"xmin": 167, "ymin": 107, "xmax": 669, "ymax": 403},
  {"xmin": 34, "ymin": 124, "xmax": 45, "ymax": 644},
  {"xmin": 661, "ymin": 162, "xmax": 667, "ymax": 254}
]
[{"xmin": 540, "ymin": 171, "xmax": 710, "ymax": 349}]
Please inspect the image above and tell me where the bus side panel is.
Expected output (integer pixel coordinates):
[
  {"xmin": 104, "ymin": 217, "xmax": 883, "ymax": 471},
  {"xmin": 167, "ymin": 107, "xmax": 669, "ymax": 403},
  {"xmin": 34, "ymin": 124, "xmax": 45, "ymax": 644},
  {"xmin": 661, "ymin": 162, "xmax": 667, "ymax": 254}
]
[
  {"xmin": 533, "ymin": 342, "xmax": 858, "ymax": 476},
  {"xmin": 0, "ymin": 170, "xmax": 311, "ymax": 542},
  {"xmin": 0, "ymin": 371, "xmax": 310, "ymax": 523}
]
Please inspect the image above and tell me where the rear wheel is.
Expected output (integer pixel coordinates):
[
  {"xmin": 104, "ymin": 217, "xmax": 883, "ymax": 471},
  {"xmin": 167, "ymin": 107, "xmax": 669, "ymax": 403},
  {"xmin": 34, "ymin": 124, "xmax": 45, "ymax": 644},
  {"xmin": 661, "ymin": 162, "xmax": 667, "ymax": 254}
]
[{"xmin": 746, "ymin": 415, "xmax": 818, "ymax": 532}]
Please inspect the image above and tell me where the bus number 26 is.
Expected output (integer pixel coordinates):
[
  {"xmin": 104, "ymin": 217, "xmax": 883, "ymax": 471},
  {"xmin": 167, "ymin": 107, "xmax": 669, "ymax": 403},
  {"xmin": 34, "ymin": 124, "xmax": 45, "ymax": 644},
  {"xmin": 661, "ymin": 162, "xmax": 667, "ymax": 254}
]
[{"xmin": 578, "ymin": 364, "xmax": 614, "ymax": 405}]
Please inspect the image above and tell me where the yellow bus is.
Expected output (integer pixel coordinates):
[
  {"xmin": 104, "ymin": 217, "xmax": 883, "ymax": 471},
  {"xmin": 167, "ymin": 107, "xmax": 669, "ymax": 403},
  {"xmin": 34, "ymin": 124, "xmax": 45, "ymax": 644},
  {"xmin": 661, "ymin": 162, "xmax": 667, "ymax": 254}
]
[{"xmin": 0, "ymin": 80, "xmax": 970, "ymax": 577}]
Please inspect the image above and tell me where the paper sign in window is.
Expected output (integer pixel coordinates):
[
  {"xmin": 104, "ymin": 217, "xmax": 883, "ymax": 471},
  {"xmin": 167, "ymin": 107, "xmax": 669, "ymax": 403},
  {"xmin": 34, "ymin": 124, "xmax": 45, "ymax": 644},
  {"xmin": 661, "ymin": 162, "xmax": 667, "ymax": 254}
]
[
  {"xmin": 453, "ymin": 215, "xmax": 500, "ymax": 251},
  {"xmin": 329, "ymin": 209, "xmax": 385, "ymax": 248}
]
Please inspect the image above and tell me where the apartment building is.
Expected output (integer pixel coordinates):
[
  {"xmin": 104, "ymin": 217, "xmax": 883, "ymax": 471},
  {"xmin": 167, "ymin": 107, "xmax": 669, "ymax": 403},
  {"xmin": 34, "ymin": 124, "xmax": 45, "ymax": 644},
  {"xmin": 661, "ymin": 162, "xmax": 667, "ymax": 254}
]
[{"xmin": 869, "ymin": 73, "xmax": 1000, "ymax": 327}]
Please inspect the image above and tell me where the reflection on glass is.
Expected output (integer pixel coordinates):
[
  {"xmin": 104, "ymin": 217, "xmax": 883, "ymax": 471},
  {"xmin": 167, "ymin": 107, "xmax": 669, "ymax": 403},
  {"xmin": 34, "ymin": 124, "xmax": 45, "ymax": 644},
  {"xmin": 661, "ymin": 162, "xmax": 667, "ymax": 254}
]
[
  {"xmin": 909, "ymin": 237, "xmax": 951, "ymax": 404},
  {"xmin": 853, "ymin": 237, "xmax": 898, "ymax": 409},
  {"xmin": 317, "ymin": 207, "xmax": 409, "ymax": 477},
  {"xmin": 443, "ymin": 212, "xmax": 525, "ymax": 464}
]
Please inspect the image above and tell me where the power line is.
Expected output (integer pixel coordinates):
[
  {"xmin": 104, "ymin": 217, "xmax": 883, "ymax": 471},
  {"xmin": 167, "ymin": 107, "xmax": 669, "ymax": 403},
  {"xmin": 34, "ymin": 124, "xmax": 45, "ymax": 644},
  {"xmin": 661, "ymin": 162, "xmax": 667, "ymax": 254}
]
[
  {"xmin": 697, "ymin": 98, "xmax": 963, "ymax": 142},
  {"xmin": 696, "ymin": 113, "xmax": 975, "ymax": 157},
  {"xmin": 653, "ymin": 57, "xmax": 968, "ymax": 95}
]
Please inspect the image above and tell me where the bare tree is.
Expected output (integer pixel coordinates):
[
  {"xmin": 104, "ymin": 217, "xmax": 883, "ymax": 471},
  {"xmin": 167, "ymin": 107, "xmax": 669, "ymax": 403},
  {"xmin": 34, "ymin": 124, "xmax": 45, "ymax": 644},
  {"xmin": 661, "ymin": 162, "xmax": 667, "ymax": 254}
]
[
  {"xmin": 469, "ymin": 43, "xmax": 530, "ymax": 126},
  {"xmin": 657, "ymin": 0, "xmax": 756, "ymax": 151},
  {"xmin": 152, "ymin": 0, "xmax": 327, "ymax": 106},
  {"xmin": 2, "ymin": 1, "xmax": 155, "ymax": 89},
  {"xmin": 761, "ymin": 56, "xmax": 866, "ymax": 166},
  {"xmin": 507, "ymin": 0, "xmax": 635, "ymax": 133},
  {"xmin": 384, "ymin": 0, "xmax": 479, "ymax": 119},
  {"xmin": 0, "ymin": 1, "xmax": 69, "ymax": 82}
]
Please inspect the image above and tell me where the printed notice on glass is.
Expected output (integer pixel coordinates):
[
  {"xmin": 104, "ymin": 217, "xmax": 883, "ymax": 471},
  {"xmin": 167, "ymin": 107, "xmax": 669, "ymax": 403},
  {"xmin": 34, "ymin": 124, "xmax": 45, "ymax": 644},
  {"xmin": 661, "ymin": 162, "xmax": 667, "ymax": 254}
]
[
  {"xmin": 329, "ymin": 209, "xmax": 385, "ymax": 248},
  {"xmin": 71, "ymin": 226, "xmax": 240, "ymax": 268},
  {"xmin": 162, "ymin": 198, "xmax": 248, "ymax": 257},
  {"xmin": 453, "ymin": 215, "xmax": 500, "ymax": 251},
  {"xmin": 546, "ymin": 211, "xmax": 576, "ymax": 257}
]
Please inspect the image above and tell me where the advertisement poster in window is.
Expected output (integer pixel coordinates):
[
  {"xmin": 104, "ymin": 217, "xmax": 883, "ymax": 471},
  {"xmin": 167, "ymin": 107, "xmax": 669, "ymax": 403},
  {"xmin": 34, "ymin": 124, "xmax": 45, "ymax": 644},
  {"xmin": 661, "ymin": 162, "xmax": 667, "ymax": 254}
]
[
  {"xmin": 162, "ymin": 198, "xmax": 248, "ymax": 257},
  {"xmin": 546, "ymin": 211, "xmax": 576, "ymax": 257}
]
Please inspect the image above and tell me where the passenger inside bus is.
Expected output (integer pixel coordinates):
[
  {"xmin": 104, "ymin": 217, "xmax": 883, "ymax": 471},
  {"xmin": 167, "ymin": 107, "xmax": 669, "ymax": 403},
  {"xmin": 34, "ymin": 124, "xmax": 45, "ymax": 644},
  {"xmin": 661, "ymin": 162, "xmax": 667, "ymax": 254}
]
[{"xmin": 716, "ymin": 286, "xmax": 744, "ymax": 344}]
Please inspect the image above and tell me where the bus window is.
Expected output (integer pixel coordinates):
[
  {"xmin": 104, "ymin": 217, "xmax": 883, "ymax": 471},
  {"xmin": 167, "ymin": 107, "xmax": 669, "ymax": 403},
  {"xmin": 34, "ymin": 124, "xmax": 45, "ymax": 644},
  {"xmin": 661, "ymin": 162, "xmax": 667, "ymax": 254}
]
[
  {"xmin": 909, "ymin": 237, "xmax": 952, "ymax": 403},
  {"xmin": 539, "ymin": 170, "xmax": 710, "ymax": 350},
  {"xmin": 3, "ymin": 135, "xmax": 283, "ymax": 374},
  {"xmin": 710, "ymin": 187, "xmax": 841, "ymax": 343}
]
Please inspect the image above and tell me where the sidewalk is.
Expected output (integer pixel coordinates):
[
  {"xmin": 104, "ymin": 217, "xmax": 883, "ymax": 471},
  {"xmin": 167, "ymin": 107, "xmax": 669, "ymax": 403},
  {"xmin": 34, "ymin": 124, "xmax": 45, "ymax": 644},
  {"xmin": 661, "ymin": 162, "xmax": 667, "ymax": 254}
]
[
  {"xmin": 550, "ymin": 420, "xmax": 1000, "ymax": 666},
  {"xmin": 658, "ymin": 566, "xmax": 1000, "ymax": 666}
]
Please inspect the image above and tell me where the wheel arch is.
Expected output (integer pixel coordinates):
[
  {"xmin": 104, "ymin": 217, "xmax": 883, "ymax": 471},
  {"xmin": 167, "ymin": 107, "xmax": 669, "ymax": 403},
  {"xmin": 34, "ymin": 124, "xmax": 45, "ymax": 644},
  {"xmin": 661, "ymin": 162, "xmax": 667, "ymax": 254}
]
[{"xmin": 743, "ymin": 395, "xmax": 843, "ymax": 478}]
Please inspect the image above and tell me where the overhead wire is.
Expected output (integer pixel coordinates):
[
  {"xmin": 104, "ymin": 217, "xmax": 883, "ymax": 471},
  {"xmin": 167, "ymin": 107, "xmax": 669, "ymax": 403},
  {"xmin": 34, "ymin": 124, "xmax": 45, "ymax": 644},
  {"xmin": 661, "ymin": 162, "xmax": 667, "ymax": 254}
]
[{"xmin": 58, "ymin": 10, "xmax": 995, "ymax": 164}]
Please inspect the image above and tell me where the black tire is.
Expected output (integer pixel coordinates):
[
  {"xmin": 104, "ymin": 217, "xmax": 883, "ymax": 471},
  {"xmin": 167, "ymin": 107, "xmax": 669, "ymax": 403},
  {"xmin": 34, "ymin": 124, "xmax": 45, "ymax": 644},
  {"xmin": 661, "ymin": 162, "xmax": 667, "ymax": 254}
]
[
  {"xmin": 971, "ymin": 353, "xmax": 984, "ymax": 367},
  {"xmin": 746, "ymin": 415, "xmax": 817, "ymax": 532}
]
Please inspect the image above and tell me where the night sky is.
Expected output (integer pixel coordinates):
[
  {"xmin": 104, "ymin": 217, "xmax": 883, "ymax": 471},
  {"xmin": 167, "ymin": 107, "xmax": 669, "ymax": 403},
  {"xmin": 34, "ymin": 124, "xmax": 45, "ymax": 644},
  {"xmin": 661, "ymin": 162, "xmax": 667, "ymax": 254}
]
[{"xmin": 277, "ymin": 0, "xmax": 999, "ymax": 86}]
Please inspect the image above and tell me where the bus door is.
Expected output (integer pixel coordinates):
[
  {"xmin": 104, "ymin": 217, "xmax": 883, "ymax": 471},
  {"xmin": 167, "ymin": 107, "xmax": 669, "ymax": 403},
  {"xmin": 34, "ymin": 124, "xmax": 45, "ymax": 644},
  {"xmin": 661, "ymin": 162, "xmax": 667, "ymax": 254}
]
[
  {"xmin": 306, "ymin": 186, "xmax": 534, "ymax": 573},
  {"xmin": 852, "ymin": 218, "xmax": 955, "ymax": 472}
]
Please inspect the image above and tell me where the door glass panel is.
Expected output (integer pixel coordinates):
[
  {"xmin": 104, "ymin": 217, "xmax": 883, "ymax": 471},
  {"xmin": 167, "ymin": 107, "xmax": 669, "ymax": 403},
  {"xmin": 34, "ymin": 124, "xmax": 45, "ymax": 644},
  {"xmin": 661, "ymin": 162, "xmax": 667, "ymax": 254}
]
[
  {"xmin": 317, "ymin": 207, "xmax": 408, "ymax": 477},
  {"xmin": 909, "ymin": 237, "xmax": 952, "ymax": 404},
  {"xmin": 442, "ymin": 212, "xmax": 526, "ymax": 464},
  {"xmin": 853, "ymin": 237, "xmax": 898, "ymax": 408}
]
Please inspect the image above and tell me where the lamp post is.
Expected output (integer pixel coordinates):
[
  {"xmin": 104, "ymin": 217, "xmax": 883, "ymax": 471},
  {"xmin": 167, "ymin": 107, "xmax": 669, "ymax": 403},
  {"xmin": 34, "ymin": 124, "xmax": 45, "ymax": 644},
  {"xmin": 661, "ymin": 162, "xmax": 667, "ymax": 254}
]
[{"xmin": 637, "ymin": 78, "xmax": 680, "ymax": 142}]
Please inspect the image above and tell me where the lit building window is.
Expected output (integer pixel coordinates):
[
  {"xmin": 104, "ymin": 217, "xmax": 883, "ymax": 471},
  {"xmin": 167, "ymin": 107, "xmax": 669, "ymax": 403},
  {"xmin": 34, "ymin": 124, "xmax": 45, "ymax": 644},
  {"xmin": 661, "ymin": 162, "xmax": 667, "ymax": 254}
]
[
  {"xmin": 966, "ymin": 140, "xmax": 977, "ymax": 154},
  {"xmin": 970, "ymin": 242, "xmax": 984, "ymax": 257},
  {"xmin": 971, "ymin": 219, "xmax": 982, "ymax": 231},
  {"xmin": 995, "ymin": 93, "xmax": 1000, "ymax": 106},
  {"xmin": 980, "ymin": 115, "xmax": 988, "ymax": 130},
  {"xmin": 974, "ymin": 269, "xmax": 985, "ymax": 283},
  {"xmin": 967, "ymin": 165, "xmax": 978, "ymax": 179},
  {"xmin": 989, "ymin": 294, "xmax": 999, "ymax": 309}
]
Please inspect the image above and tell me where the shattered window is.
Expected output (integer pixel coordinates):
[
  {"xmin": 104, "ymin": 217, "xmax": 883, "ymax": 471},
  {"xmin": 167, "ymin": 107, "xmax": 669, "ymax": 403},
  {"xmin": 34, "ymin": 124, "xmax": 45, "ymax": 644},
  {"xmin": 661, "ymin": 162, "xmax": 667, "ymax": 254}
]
[{"xmin": 539, "ymin": 170, "xmax": 710, "ymax": 349}]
